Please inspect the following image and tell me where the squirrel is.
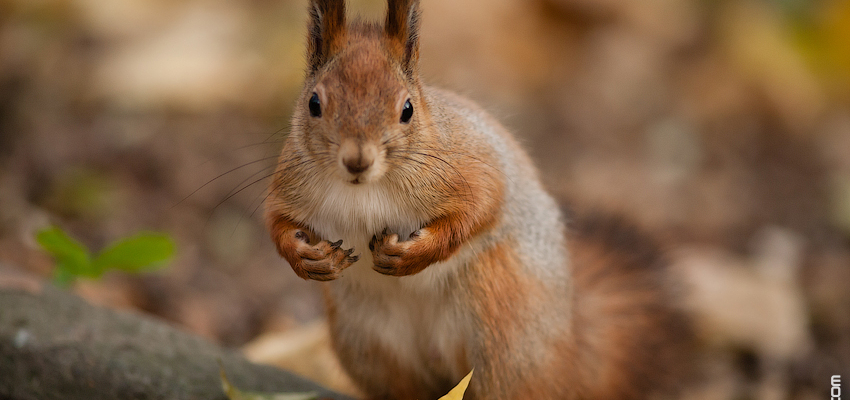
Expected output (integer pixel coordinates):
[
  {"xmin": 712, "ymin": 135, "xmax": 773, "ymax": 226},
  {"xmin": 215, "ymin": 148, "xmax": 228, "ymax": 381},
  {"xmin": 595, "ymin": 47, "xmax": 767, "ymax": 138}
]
[{"xmin": 265, "ymin": 0, "xmax": 691, "ymax": 399}]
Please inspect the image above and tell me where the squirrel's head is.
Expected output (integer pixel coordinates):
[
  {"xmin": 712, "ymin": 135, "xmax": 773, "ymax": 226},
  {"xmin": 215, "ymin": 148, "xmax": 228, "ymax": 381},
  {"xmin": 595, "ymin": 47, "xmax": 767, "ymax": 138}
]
[{"xmin": 293, "ymin": 0, "xmax": 428, "ymax": 185}]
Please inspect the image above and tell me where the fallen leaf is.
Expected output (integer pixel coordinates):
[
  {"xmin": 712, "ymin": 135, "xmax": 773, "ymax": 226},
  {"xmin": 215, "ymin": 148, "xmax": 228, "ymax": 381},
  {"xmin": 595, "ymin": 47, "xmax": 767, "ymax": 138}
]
[{"xmin": 438, "ymin": 369, "xmax": 474, "ymax": 400}]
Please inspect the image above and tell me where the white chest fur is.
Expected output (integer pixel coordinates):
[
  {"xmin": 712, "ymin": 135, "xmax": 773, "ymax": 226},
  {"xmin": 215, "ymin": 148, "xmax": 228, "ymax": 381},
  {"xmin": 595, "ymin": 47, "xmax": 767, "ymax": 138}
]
[
  {"xmin": 304, "ymin": 179, "xmax": 429, "ymax": 288},
  {"xmin": 305, "ymin": 179, "xmax": 421, "ymax": 240},
  {"xmin": 303, "ymin": 178, "xmax": 488, "ymax": 290},
  {"xmin": 303, "ymin": 179, "xmax": 474, "ymax": 378}
]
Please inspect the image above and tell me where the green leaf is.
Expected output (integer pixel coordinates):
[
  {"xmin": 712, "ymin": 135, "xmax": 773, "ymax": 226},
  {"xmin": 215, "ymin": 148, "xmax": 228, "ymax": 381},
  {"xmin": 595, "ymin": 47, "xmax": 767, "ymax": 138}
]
[
  {"xmin": 36, "ymin": 226, "xmax": 94, "ymax": 284},
  {"xmin": 92, "ymin": 232, "xmax": 175, "ymax": 273},
  {"xmin": 53, "ymin": 263, "xmax": 80, "ymax": 286}
]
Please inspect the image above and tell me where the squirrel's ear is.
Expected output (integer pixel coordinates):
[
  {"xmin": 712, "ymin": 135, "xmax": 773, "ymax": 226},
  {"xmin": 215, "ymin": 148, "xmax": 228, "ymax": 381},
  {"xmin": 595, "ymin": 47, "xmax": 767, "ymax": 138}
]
[
  {"xmin": 307, "ymin": 0, "xmax": 347, "ymax": 72},
  {"xmin": 385, "ymin": 0, "xmax": 420, "ymax": 76}
]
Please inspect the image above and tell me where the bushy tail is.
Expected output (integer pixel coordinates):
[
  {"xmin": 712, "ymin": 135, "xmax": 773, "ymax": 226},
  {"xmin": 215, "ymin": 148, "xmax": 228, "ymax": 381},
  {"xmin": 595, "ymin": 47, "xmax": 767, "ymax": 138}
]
[{"xmin": 567, "ymin": 213, "xmax": 693, "ymax": 399}]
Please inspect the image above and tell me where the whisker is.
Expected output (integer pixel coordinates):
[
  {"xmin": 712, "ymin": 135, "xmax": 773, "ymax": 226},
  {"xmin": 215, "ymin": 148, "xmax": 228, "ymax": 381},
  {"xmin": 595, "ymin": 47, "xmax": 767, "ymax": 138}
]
[
  {"xmin": 173, "ymin": 155, "xmax": 282, "ymax": 209},
  {"xmin": 410, "ymin": 151, "xmax": 476, "ymax": 203},
  {"xmin": 208, "ymin": 171, "xmax": 280, "ymax": 225}
]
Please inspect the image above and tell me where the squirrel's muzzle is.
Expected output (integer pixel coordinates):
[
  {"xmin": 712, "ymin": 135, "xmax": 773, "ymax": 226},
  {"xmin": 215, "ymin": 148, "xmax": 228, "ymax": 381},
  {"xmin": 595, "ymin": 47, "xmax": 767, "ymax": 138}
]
[{"xmin": 339, "ymin": 140, "xmax": 378, "ymax": 179}]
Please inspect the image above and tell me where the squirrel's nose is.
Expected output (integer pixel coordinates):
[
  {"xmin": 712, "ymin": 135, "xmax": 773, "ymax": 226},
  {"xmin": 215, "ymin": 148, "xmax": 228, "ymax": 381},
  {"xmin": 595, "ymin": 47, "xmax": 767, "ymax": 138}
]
[
  {"xmin": 343, "ymin": 155, "xmax": 373, "ymax": 174},
  {"xmin": 339, "ymin": 140, "xmax": 377, "ymax": 176}
]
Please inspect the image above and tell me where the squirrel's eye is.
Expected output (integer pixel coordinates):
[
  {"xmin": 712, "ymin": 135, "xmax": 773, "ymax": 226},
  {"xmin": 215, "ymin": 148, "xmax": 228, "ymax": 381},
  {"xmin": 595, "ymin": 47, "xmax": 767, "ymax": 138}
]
[
  {"xmin": 308, "ymin": 92, "xmax": 321, "ymax": 118},
  {"xmin": 400, "ymin": 99, "xmax": 413, "ymax": 124}
]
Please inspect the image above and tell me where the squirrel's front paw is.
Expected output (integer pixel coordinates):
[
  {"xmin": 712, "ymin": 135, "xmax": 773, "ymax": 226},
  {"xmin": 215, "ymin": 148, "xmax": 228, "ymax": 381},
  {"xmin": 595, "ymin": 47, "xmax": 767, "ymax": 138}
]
[
  {"xmin": 286, "ymin": 231, "xmax": 359, "ymax": 281},
  {"xmin": 369, "ymin": 229, "xmax": 433, "ymax": 276}
]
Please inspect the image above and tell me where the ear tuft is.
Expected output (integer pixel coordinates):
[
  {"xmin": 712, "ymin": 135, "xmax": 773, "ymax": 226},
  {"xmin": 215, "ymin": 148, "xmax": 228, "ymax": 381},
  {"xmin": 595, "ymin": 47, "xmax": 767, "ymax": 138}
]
[
  {"xmin": 384, "ymin": 0, "xmax": 420, "ymax": 76},
  {"xmin": 307, "ymin": 0, "xmax": 347, "ymax": 72}
]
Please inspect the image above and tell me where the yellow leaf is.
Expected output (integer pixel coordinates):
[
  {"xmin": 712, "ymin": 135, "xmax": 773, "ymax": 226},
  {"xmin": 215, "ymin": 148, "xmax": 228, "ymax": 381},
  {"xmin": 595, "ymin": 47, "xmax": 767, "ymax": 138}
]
[{"xmin": 438, "ymin": 369, "xmax": 474, "ymax": 400}]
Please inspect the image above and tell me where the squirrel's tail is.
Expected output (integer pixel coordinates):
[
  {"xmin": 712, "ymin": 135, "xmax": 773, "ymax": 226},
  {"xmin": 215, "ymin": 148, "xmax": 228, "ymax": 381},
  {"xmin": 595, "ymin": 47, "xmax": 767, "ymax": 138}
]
[{"xmin": 566, "ymin": 212, "xmax": 693, "ymax": 399}]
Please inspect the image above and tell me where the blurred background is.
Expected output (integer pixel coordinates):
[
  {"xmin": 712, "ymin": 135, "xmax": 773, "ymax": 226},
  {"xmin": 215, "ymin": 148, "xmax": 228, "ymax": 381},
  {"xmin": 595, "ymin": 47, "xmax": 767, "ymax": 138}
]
[{"xmin": 0, "ymin": 0, "xmax": 848, "ymax": 398}]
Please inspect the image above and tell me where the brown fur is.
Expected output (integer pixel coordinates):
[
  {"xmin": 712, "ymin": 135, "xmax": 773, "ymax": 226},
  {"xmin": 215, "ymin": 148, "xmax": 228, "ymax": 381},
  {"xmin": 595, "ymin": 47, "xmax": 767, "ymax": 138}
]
[
  {"xmin": 307, "ymin": 0, "xmax": 348, "ymax": 71},
  {"xmin": 460, "ymin": 241, "xmax": 537, "ymax": 399},
  {"xmin": 384, "ymin": 0, "xmax": 420, "ymax": 75},
  {"xmin": 453, "ymin": 218, "xmax": 692, "ymax": 400},
  {"xmin": 265, "ymin": 1, "xmax": 692, "ymax": 399},
  {"xmin": 565, "ymin": 213, "xmax": 693, "ymax": 399}
]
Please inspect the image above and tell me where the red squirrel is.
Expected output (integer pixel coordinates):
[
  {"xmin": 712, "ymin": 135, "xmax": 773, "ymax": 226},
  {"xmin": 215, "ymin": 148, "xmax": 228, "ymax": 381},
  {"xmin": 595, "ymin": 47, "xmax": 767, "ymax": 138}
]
[{"xmin": 265, "ymin": 0, "xmax": 691, "ymax": 398}]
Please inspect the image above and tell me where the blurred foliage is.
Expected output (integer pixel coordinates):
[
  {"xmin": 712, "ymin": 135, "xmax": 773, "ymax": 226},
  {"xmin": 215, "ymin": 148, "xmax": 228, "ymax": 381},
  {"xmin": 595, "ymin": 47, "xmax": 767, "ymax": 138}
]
[
  {"xmin": 784, "ymin": 0, "xmax": 850, "ymax": 96},
  {"xmin": 41, "ymin": 167, "xmax": 120, "ymax": 220},
  {"xmin": 220, "ymin": 362, "xmax": 318, "ymax": 400},
  {"xmin": 36, "ymin": 226, "xmax": 175, "ymax": 286}
]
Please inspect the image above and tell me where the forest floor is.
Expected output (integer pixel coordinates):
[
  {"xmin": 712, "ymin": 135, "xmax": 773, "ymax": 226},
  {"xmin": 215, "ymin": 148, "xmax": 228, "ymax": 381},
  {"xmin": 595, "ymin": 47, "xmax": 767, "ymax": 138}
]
[{"xmin": 1, "ymin": 0, "xmax": 849, "ymax": 398}]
